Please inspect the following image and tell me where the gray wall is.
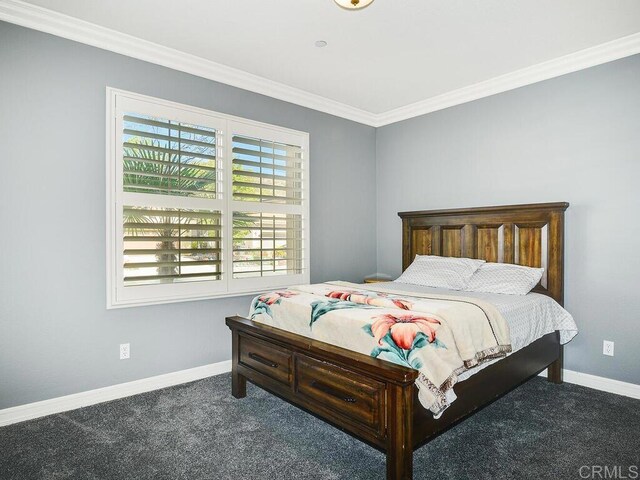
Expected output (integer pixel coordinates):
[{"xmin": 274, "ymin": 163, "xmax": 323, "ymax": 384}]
[
  {"xmin": 2, "ymin": 21, "xmax": 639, "ymax": 411},
  {"xmin": 376, "ymin": 54, "xmax": 640, "ymax": 384},
  {"xmin": 0, "ymin": 22, "xmax": 377, "ymax": 409}
]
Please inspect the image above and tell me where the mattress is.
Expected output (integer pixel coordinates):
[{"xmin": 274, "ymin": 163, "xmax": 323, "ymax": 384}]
[{"xmin": 364, "ymin": 281, "xmax": 578, "ymax": 381}]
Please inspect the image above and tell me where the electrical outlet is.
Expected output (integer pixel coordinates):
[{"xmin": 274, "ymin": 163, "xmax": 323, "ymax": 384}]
[
  {"xmin": 120, "ymin": 343, "xmax": 130, "ymax": 360},
  {"xmin": 603, "ymin": 340, "xmax": 614, "ymax": 357}
]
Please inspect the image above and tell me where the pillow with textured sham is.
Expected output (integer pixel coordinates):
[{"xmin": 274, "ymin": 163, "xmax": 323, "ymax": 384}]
[
  {"xmin": 395, "ymin": 255, "xmax": 485, "ymax": 290},
  {"xmin": 465, "ymin": 262, "xmax": 544, "ymax": 295}
]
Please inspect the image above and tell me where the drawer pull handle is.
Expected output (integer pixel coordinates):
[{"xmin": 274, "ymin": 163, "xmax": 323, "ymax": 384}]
[
  {"xmin": 311, "ymin": 381, "xmax": 357, "ymax": 404},
  {"xmin": 248, "ymin": 352, "xmax": 278, "ymax": 368}
]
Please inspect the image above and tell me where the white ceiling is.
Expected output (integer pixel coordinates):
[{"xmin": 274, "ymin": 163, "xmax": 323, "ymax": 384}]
[{"xmin": 14, "ymin": 0, "xmax": 640, "ymax": 115}]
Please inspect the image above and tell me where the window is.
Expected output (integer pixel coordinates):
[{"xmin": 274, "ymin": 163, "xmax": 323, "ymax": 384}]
[{"xmin": 107, "ymin": 89, "xmax": 309, "ymax": 307}]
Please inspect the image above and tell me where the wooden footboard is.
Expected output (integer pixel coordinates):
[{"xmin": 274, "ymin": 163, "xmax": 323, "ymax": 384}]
[
  {"xmin": 226, "ymin": 316, "xmax": 562, "ymax": 480},
  {"xmin": 226, "ymin": 315, "xmax": 418, "ymax": 479}
]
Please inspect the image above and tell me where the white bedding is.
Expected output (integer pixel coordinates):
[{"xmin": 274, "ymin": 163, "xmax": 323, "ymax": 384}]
[{"xmin": 364, "ymin": 281, "xmax": 578, "ymax": 381}]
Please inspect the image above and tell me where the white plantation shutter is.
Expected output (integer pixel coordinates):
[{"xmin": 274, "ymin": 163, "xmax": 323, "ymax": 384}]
[
  {"xmin": 121, "ymin": 114, "xmax": 223, "ymax": 285},
  {"xmin": 110, "ymin": 93, "xmax": 227, "ymax": 306},
  {"xmin": 123, "ymin": 207, "xmax": 222, "ymax": 285},
  {"xmin": 232, "ymin": 212, "xmax": 303, "ymax": 278},
  {"xmin": 123, "ymin": 114, "xmax": 219, "ymax": 199},
  {"xmin": 231, "ymin": 136, "xmax": 303, "ymax": 204},
  {"xmin": 228, "ymin": 123, "xmax": 308, "ymax": 289},
  {"xmin": 108, "ymin": 90, "xmax": 309, "ymax": 307}
]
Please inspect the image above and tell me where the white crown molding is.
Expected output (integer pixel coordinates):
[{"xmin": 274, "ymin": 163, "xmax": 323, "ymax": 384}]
[
  {"xmin": 0, "ymin": 0, "xmax": 377, "ymax": 126},
  {"xmin": 1, "ymin": 0, "xmax": 640, "ymax": 127},
  {"xmin": 0, "ymin": 360, "xmax": 231, "ymax": 427},
  {"xmin": 374, "ymin": 32, "xmax": 640, "ymax": 126}
]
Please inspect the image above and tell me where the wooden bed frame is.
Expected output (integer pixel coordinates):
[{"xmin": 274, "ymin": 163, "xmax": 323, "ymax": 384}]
[{"xmin": 226, "ymin": 202, "xmax": 569, "ymax": 479}]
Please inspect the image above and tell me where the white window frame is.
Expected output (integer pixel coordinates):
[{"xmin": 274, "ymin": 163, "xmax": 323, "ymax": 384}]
[{"xmin": 106, "ymin": 88, "xmax": 310, "ymax": 308}]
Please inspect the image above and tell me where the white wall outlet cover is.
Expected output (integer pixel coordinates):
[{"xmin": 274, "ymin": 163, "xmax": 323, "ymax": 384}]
[
  {"xmin": 119, "ymin": 343, "xmax": 130, "ymax": 360},
  {"xmin": 603, "ymin": 340, "xmax": 614, "ymax": 357}
]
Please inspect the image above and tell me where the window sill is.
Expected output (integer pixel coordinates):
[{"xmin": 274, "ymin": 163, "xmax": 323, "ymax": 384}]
[{"xmin": 107, "ymin": 288, "xmax": 269, "ymax": 310}]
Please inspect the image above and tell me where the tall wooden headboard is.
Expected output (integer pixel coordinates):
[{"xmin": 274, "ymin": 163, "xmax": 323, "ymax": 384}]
[{"xmin": 398, "ymin": 202, "xmax": 569, "ymax": 305}]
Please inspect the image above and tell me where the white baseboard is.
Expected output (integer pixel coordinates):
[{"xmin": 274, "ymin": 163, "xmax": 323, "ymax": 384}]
[
  {"xmin": 0, "ymin": 360, "xmax": 232, "ymax": 427},
  {"xmin": 2, "ymin": 362, "xmax": 636, "ymax": 428},
  {"xmin": 538, "ymin": 368, "xmax": 640, "ymax": 399}
]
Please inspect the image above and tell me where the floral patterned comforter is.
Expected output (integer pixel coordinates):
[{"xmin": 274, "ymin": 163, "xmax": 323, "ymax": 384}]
[{"xmin": 249, "ymin": 281, "xmax": 512, "ymax": 417}]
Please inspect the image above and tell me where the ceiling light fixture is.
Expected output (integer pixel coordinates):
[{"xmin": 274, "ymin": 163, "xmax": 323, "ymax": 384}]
[
  {"xmin": 315, "ymin": 40, "xmax": 328, "ymax": 48},
  {"xmin": 334, "ymin": 0, "xmax": 374, "ymax": 10}
]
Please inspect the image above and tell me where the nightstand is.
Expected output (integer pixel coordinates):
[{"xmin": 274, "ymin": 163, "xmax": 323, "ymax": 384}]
[{"xmin": 363, "ymin": 277, "xmax": 392, "ymax": 284}]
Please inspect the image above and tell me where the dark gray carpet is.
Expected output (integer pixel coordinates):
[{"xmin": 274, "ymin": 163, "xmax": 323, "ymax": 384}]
[{"xmin": 1, "ymin": 375, "xmax": 638, "ymax": 480}]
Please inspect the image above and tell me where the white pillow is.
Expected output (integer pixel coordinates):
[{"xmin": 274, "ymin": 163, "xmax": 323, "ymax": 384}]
[
  {"xmin": 395, "ymin": 255, "xmax": 485, "ymax": 290},
  {"xmin": 465, "ymin": 262, "xmax": 544, "ymax": 295}
]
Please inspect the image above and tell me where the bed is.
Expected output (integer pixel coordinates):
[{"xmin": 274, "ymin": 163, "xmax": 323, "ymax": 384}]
[{"xmin": 225, "ymin": 202, "xmax": 570, "ymax": 479}]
